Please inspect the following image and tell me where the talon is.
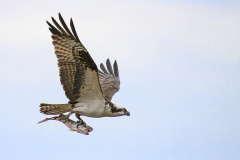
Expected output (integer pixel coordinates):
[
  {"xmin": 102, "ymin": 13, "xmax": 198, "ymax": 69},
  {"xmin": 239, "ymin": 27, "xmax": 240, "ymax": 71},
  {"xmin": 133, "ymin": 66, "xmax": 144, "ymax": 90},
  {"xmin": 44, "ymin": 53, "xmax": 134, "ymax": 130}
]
[
  {"xmin": 75, "ymin": 113, "xmax": 86, "ymax": 126},
  {"xmin": 58, "ymin": 113, "xmax": 71, "ymax": 121},
  {"xmin": 77, "ymin": 120, "xmax": 86, "ymax": 126}
]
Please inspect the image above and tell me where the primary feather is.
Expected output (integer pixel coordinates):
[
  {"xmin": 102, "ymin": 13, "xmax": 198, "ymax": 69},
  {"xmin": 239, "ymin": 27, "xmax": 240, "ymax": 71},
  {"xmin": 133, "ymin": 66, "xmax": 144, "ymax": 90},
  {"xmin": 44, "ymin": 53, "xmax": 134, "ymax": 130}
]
[{"xmin": 98, "ymin": 59, "xmax": 120, "ymax": 101}]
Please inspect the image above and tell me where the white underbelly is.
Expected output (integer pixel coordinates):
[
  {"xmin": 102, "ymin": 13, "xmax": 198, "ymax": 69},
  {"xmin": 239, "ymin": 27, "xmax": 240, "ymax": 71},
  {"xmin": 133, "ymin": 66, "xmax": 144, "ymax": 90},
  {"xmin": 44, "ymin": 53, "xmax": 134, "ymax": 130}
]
[{"xmin": 73, "ymin": 100, "xmax": 105, "ymax": 118}]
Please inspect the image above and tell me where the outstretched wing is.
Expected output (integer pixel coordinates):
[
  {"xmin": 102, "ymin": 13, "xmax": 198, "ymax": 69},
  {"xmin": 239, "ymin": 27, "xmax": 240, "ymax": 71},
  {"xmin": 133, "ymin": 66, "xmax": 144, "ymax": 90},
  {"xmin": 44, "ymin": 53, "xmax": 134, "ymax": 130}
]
[
  {"xmin": 47, "ymin": 13, "xmax": 103, "ymax": 103},
  {"xmin": 98, "ymin": 59, "xmax": 120, "ymax": 101}
]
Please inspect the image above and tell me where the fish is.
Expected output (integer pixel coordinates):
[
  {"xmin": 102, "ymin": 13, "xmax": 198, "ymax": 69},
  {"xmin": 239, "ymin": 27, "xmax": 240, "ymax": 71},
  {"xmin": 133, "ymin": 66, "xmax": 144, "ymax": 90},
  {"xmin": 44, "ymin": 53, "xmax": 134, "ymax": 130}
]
[{"xmin": 37, "ymin": 114, "xmax": 93, "ymax": 135}]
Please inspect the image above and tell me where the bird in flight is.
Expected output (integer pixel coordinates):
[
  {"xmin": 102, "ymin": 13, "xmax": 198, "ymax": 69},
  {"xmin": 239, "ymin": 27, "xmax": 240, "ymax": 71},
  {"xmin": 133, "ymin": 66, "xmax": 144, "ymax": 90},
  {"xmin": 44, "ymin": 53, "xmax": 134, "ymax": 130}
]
[{"xmin": 39, "ymin": 13, "xmax": 130, "ymax": 125}]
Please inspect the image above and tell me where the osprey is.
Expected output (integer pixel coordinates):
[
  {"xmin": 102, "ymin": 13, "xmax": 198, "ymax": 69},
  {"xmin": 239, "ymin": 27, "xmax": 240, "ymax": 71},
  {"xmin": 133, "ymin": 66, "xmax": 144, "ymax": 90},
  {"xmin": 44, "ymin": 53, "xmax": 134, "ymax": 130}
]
[{"xmin": 39, "ymin": 13, "xmax": 130, "ymax": 123}]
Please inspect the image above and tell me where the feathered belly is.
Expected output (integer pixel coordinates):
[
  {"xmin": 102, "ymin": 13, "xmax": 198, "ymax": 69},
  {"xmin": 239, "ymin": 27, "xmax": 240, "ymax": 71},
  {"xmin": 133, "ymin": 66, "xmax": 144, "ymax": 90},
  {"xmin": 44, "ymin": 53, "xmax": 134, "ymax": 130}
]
[{"xmin": 73, "ymin": 100, "xmax": 106, "ymax": 118}]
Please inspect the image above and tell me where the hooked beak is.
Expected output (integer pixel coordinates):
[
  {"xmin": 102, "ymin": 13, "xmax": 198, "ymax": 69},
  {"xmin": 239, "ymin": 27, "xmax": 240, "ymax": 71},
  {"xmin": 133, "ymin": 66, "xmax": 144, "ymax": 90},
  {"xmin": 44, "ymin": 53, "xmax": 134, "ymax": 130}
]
[{"xmin": 125, "ymin": 111, "xmax": 130, "ymax": 116}]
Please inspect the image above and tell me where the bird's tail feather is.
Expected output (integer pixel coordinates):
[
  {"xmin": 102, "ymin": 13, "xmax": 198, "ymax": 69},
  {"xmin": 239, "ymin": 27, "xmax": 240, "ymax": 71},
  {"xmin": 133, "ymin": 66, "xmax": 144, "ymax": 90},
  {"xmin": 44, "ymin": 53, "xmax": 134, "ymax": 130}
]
[{"xmin": 39, "ymin": 103, "xmax": 72, "ymax": 115}]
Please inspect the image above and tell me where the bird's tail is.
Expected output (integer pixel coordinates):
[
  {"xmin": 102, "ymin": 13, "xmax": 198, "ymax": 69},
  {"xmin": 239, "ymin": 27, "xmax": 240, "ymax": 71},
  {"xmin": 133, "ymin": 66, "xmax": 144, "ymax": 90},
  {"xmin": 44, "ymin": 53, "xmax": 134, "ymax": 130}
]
[{"xmin": 39, "ymin": 103, "xmax": 72, "ymax": 115}]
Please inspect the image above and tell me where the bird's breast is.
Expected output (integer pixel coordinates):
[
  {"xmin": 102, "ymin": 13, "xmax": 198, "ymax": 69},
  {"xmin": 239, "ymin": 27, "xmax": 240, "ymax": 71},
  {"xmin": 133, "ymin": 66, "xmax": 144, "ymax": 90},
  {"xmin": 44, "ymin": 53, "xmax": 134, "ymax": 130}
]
[{"xmin": 74, "ymin": 99, "xmax": 106, "ymax": 118}]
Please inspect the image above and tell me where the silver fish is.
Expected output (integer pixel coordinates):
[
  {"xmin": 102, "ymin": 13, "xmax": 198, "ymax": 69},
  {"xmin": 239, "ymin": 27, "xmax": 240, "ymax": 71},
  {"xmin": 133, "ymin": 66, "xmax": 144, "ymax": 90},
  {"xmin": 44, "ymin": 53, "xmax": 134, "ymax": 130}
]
[{"xmin": 38, "ymin": 115, "xmax": 93, "ymax": 135}]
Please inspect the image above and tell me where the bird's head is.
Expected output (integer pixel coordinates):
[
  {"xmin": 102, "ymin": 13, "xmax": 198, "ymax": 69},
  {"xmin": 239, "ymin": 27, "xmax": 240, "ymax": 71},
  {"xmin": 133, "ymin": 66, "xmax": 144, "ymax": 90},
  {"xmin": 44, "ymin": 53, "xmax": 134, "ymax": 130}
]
[{"xmin": 105, "ymin": 103, "xmax": 130, "ymax": 117}]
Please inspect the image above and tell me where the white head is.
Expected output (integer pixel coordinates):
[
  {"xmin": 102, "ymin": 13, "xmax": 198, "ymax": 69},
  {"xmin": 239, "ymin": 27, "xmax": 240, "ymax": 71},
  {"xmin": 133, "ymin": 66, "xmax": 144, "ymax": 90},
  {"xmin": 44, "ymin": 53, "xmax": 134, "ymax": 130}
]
[{"xmin": 105, "ymin": 103, "xmax": 130, "ymax": 117}]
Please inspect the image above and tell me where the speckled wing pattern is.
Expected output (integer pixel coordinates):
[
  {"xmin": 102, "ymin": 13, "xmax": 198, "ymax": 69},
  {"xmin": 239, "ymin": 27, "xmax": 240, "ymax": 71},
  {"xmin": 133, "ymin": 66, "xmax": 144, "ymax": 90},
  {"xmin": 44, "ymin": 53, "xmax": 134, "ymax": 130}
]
[
  {"xmin": 47, "ymin": 13, "xmax": 103, "ymax": 103},
  {"xmin": 98, "ymin": 59, "xmax": 120, "ymax": 101}
]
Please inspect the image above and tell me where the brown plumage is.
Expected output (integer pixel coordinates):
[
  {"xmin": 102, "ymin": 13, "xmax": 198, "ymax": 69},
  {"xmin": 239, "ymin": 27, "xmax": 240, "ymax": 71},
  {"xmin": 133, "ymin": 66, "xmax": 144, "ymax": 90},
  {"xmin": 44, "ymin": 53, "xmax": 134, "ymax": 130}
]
[
  {"xmin": 46, "ymin": 13, "xmax": 101, "ymax": 104},
  {"xmin": 98, "ymin": 59, "xmax": 120, "ymax": 101},
  {"xmin": 40, "ymin": 103, "xmax": 72, "ymax": 115}
]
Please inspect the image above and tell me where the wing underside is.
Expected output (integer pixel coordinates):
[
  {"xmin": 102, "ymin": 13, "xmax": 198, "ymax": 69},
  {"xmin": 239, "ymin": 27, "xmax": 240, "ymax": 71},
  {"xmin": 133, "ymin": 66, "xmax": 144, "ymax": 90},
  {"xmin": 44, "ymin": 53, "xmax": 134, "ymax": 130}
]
[
  {"xmin": 47, "ymin": 13, "xmax": 103, "ymax": 103},
  {"xmin": 98, "ymin": 59, "xmax": 120, "ymax": 101}
]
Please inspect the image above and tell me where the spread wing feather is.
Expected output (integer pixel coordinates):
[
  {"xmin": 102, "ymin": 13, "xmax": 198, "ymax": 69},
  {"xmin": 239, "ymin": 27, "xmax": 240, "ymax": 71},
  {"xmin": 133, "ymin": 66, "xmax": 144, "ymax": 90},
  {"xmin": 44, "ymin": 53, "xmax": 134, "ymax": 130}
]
[
  {"xmin": 100, "ymin": 63, "xmax": 109, "ymax": 74},
  {"xmin": 47, "ymin": 13, "xmax": 103, "ymax": 103},
  {"xmin": 113, "ymin": 61, "xmax": 119, "ymax": 78},
  {"xmin": 98, "ymin": 59, "xmax": 120, "ymax": 101},
  {"xmin": 106, "ymin": 59, "xmax": 114, "ymax": 75}
]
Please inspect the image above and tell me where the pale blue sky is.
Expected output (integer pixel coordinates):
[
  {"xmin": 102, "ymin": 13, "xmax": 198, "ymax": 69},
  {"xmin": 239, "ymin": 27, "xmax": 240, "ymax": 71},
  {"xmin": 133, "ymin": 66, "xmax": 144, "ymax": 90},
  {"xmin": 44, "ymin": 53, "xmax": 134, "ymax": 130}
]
[{"xmin": 0, "ymin": 0, "xmax": 240, "ymax": 160}]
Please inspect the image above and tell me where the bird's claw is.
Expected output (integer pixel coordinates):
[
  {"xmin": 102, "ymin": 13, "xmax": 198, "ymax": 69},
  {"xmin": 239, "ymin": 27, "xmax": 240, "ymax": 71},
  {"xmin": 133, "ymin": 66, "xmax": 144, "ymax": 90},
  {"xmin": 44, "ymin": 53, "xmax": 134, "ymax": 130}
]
[
  {"xmin": 58, "ymin": 113, "xmax": 70, "ymax": 121},
  {"xmin": 77, "ymin": 120, "xmax": 86, "ymax": 127}
]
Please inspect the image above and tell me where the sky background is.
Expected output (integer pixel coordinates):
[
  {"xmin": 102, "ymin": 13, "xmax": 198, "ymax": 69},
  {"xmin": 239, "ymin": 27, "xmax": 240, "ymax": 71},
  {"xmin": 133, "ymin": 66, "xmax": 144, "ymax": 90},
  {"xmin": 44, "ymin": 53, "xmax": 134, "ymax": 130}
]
[{"xmin": 0, "ymin": 0, "xmax": 240, "ymax": 160}]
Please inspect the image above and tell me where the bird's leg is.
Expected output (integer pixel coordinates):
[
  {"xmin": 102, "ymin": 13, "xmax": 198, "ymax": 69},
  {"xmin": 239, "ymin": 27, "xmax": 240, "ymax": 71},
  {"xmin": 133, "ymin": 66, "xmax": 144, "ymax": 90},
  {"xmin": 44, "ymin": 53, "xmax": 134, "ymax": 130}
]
[
  {"xmin": 75, "ymin": 113, "xmax": 86, "ymax": 126},
  {"xmin": 59, "ymin": 110, "xmax": 73, "ymax": 121}
]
